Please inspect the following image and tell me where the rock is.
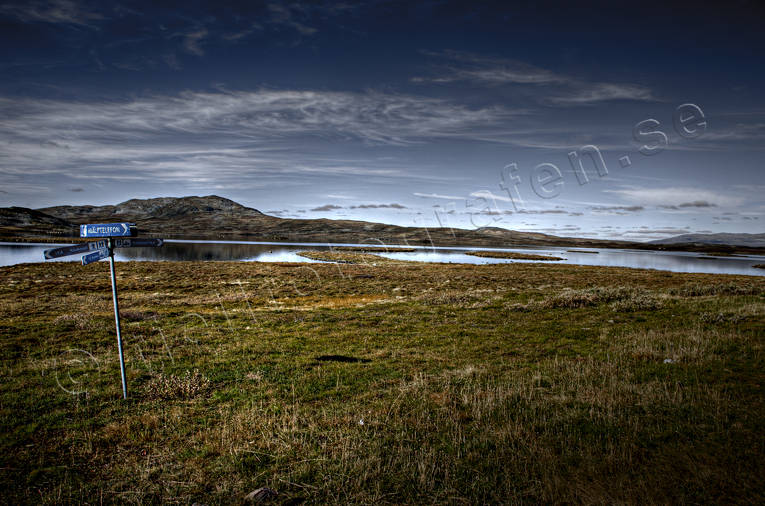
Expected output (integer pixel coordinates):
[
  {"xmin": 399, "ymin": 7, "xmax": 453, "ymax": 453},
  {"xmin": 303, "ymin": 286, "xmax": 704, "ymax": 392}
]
[{"xmin": 244, "ymin": 487, "xmax": 278, "ymax": 503}]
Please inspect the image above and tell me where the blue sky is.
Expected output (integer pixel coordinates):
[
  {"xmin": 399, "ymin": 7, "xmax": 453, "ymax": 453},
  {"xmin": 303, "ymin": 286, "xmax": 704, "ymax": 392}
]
[{"xmin": 1, "ymin": 0, "xmax": 764, "ymax": 240}]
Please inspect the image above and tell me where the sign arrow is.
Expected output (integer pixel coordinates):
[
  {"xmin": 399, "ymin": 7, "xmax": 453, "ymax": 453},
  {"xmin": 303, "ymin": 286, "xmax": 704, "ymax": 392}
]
[
  {"xmin": 113, "ymin": 238, "xmax": 164, "ymax": 248},
  {"xmin": 44, "ymin": 240, "xmax": 107, "ymax": 260},
  {"xmin": 81, "ymin": 247, "xmax": 110, "ymax": 265},
  {"xmin": 80, "ymin": 223, "xmax": 135, "ymax": 238}
]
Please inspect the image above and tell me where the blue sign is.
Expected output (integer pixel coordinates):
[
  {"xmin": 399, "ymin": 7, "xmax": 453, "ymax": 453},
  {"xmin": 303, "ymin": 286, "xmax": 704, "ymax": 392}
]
[
  {"xmin": 44, "ymin": 240, "xmax": 107, "ymax": 260},
  {"xmin": 81, "ymin": 248, "xmax": 109, "ymax": 265},
  {"xmin": 80, "ymin": 223, "xmax": 135, "ymax": 238}
]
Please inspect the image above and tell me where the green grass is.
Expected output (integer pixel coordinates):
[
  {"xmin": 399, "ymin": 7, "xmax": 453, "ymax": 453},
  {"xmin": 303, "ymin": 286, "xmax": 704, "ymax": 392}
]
[{"xmin": 0, "ymin": 260, "xmax": 764, "ymax": 504}]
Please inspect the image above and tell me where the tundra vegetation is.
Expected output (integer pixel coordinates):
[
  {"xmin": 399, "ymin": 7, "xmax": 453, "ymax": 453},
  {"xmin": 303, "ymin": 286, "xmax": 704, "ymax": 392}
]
[{"xmin": 0, "ymin": 259, "xmax": 763, "ymax": 504}]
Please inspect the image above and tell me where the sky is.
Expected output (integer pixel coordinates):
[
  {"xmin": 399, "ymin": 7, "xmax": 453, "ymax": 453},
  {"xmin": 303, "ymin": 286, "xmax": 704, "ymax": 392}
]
[{"xmin": 1, "ymin": 0, "xmax": 764, "ymax": 241}]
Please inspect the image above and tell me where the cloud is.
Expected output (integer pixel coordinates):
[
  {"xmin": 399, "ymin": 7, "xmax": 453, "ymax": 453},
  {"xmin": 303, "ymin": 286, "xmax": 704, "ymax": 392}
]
[
  {"xmin": 307, "ymin": 202, "xmax": 407, "ymax": 212},
  {"xmin": 414, "ymin": 51, "xmax": 562, "ymax": 85},
  {"xmin": 414, "ymin": 192, "xmax": 467, "ymax": 200},
  {"xmin": 350, "ymin": 203, "xmax": 406, "ymax": 209},
  {"xmin": 415, "ymin": 50, "xmax": 655, "ymax": 105},
  {"xmin": 546, "ymin": 83, "xmax": 654, "ymax": 105},
  {"xmin": 0, "ymin": 89, "xmax": 522, "ymax": 194},
  {"xmin": 625, "ymin": 228, "xmax": 691, "ymax": 235},
  {"xmin": 679, "ymin": 200, "xmax": 716, "ymax": 208},
  {"xmin": 266, "ymin": 3, "xmax": 318, "ymax": 36},
  {"xmin": 503, "ymin": 209, "xmax": 583, "ymax": 216},
  {"xmin": 0, "ymin": 89, "xmax": 512, "ymax": 146},
  {"xmin": 310, "ymin": 204, "xmax": 343, "ymax": 212},
  {"xmin": 591, "ymin": 205, "xmax": 645, "ymax": 213},
  {"xmin": 0, "ymin": 0, "xmax": 105, "ymax": 27},
  {"xmin": 605, "ymin": 187, "xmax": 742, "ymax": 208},
  {"xmin": 183, "ymin": 28, "xmax": 208, "ymax": 56}
]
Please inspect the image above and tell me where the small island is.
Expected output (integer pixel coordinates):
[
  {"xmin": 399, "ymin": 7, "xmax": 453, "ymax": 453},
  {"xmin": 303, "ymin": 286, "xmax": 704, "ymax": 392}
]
[
  {"xmin": 466, "ymin": 250, "xmax": 564, "ymax": 261},
  {"xmin": 297, "ymin": 250, "xmax": 411, "ymax": 264},
  {"xmin": 332, "ymin": 246, "xmax": 416, "ymax": 252}
]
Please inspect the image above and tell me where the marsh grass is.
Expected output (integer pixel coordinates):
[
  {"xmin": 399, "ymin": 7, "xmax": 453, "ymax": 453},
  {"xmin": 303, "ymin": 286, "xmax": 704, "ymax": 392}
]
[{"xmin": 0, "ymin": 260, "xmax": 763, "ymax": 503}]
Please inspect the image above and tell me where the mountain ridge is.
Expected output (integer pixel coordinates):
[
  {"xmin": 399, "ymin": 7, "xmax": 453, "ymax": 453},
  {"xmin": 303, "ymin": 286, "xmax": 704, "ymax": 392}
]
[
  {"xmin": 650, "ymin": 232, "xmax": 765, "ymax": 248},
  {"xmin": 1, "ymin": 195, "xmax": 763, "ymax": 253}
]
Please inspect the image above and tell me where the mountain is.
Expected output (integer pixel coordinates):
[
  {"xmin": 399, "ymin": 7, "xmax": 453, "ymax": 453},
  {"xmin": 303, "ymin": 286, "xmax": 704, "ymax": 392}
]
[
  {"xmin": 650, "ymin": 233, "xmax": 765, "ymax": 248},
  {"xmin": 0, "ymin": 207, "xmax": 77, "ymax": 238},
  {"xmin": 1, "ymin": 195, "xmax": 600, "ymax": 247},
  {"xmin": 1, "ymin": 195, "xmax": 763, "ymax": 253},
  {"xmin": 39, "ymin": 195, "xmax": 264, "ymax": 222}
]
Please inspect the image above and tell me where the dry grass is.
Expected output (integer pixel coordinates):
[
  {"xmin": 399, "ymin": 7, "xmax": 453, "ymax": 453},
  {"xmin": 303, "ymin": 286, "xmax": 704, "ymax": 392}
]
[
  {"xmin": 539, "ymin": 285, "xmax": 662, "ymax": 312},
  {"xmin": 668, "ymin": 281, "xmax": 762, "ymax": 296},
  {"xmin": 144, "ymin": 369, "xmax": 211, "ymax": 400}
]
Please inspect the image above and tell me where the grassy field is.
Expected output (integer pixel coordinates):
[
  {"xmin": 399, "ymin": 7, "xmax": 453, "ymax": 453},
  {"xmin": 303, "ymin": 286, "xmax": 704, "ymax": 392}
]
[{"xmin": 1, "ymin": 258, "xmax": 764, "ymax": 504}]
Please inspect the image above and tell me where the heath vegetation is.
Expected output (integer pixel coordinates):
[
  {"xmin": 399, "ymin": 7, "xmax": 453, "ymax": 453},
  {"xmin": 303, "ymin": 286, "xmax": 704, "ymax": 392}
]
[{"xmin": 0, "ymin": 260, "xmax": 763, "ymax": 504}]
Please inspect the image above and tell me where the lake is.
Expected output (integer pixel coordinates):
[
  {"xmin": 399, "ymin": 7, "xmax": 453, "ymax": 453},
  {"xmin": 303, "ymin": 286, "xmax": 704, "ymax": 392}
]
[{"xmin": 1, "ymin": 240, "xmax": 764, "ymax": 276}]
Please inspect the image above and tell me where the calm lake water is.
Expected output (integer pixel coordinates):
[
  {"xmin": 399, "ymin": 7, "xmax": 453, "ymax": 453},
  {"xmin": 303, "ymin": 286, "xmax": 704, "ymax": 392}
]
[{"xmin": 1, "ymin": 240, "xmax": 764, "ymax": 276}]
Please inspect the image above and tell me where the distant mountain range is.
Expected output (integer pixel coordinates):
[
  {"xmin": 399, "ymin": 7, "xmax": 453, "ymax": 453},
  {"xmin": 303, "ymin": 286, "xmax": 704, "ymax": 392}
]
[
  {"xmin": 1, "ymin": 195, "xmax": 763, "ymax": 253},
  {"xmin": 650, "ymin": 233, "xmax": 765, "ymax": 248}
]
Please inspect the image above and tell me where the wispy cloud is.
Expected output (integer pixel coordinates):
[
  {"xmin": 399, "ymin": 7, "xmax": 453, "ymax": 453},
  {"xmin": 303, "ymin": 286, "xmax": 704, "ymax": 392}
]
[
  {"xmin": 414, "ymin": 192, "xmax": 467, "ymax": 200},
  {"xmin": 591, "ymin": 205, "xmax": 645, "ymax": 213},
  {"xmin": 183, "ymin": 28, "xmax": 208, "ymax": 56},
  {"xmin": 414, "ymin": 50, "xmax": 655, "ymax": 105},
  {"xmin": 350, "ymin": 203, "xmax": 406, "ymax": 209},
  {"xmin": 308, "ymin": 203, "xmax": 407, "ymax": 212},
  {"xmin": 659, "ymin": 200, "xmax": 716, "ymax": 210},
  {"xmin": 624, "ymin": 228, "xmax": 691, "ymax": 235},
  {"xmin": 266, "ymin": 2, "xmax": 318, "ymax": 37},
  {"xmin": 0, "ymin": 88, "xmax": 522, "ymax": 194},
  {"xmin": 0, "ymin": 0, "xmax": 105, "ymax": 27},
  {"xmin": 547, "ymin": 83, "xmax": 654, "ymax": 105},
  {"xmin": 310, "ymin": 204, "xmax": 342, "ymax": 212},
  {"xmin": 605, "ymin": 187, "xmax": 743, "ymax": 208},
  {"xmin": 414, "ymin": 50, "xmax": 562, "ymax": 85}
]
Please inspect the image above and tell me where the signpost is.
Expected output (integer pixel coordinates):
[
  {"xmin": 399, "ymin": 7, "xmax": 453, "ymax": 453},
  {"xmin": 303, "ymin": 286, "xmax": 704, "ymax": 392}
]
[
  {"xmin": 80, "ymin": 223, "xmax": 135, "ymax": 238},
  {"xmin": 81, "ymin": 247, "xmax": 109, "ymax": 266},
  {"xmin": 43, "ymin": 223, "xmax": 163, "ymax": 400},
  {"xmin": 44, "ymin": 240, "xmax": 107, "ymax": 260}
]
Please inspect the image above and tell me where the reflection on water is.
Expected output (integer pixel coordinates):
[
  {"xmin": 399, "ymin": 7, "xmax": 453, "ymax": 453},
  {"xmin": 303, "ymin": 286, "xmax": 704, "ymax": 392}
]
[{"xmin": 2, "ymin": 240, "xmax": 764, "ymax": 277}]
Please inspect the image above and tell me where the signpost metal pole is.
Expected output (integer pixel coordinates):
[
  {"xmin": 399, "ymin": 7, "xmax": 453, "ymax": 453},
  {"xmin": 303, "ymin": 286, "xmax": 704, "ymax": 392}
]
[
  {"xmin": 44, "ymin": 223, "xmax": 162, "ymax": 401},
  {"xmin": 107, "ymin": 237, "xmax": 128, "ymax": 400}
]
